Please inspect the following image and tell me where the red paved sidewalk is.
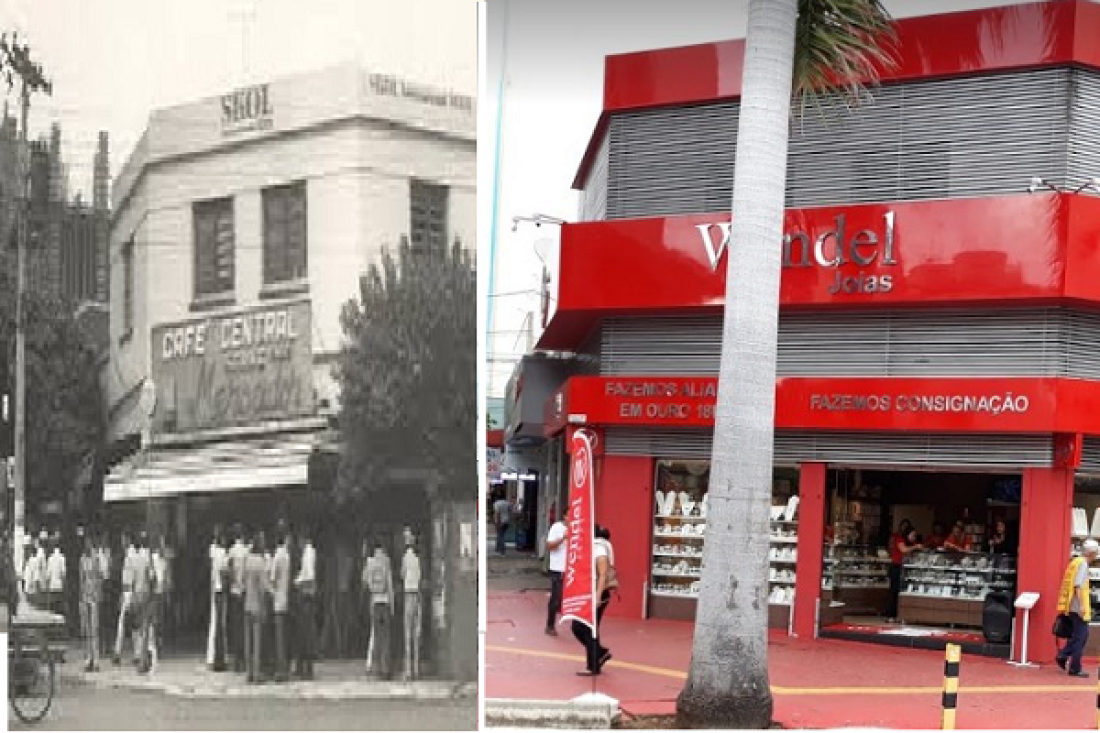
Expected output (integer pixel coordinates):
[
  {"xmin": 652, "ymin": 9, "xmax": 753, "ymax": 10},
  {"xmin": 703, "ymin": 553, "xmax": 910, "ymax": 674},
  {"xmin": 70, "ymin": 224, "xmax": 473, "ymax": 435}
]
[{"xmin": 487, "ymin": 586, "xmax": 1100, "ymax": 729}]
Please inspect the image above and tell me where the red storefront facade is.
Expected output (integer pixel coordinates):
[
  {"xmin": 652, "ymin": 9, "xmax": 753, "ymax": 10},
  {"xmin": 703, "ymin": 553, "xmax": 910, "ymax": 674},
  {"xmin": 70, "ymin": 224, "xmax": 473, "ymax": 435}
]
[{"xmin": 536, "ymin": 1, "xmax": 1100, "ymax": 664}]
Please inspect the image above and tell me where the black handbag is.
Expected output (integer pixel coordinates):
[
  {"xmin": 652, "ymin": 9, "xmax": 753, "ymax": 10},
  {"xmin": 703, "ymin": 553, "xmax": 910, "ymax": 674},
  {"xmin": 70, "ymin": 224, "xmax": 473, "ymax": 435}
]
[{"xmin": 1053, "ymin": 613, "xmax": 1074, "ymax": 639}]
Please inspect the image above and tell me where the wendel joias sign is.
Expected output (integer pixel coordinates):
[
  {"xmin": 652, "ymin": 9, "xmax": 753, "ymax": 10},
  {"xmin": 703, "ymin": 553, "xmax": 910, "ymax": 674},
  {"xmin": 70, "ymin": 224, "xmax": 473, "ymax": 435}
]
[
  {"xmin": 560, "ymin": 430, "xmax": 598, "ymax": 634},
  {"xmin": 150, "ymin": 300, "xmax": 314, "ymax": 432}
]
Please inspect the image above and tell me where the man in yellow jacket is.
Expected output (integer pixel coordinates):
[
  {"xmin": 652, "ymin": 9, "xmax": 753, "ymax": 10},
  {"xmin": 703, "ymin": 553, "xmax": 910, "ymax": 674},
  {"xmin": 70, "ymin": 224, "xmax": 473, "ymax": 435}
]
[{"xmin": 1057, "ymin": 538, "xmax": 1100, "ymax": 677}]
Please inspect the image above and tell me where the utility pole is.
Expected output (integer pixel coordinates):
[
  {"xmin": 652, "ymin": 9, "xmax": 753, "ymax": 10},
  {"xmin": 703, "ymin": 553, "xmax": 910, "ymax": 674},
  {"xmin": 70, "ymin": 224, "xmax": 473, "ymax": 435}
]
[{"xmin": 2, "ymin": 34, "xmax": 51, "ymax": 583}]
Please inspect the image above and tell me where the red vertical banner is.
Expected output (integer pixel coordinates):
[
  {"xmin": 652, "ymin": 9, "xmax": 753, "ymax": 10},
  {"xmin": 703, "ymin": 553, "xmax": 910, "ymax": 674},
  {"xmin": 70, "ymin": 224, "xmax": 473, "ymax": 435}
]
[{"xmin": 560, "ymin": 429, "xmax": 597, "ymax": 634}]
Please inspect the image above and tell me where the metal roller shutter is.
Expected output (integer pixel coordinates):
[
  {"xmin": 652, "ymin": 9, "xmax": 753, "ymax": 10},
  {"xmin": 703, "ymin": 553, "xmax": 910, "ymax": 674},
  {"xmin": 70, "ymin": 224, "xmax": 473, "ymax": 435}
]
[
  {"xmin": 605, "ymin": 68, "xmax": 1084, "ymax": 220},
  {"xmin": 1078, "ymin": 436, "xmax": 1100, "ymax": 476},
  {"xmin": 605, "ymin": 428, "xmax": 1053, "ymax": 469},
  {"xmin": 579, "ymin": 131, "xmax": 610, "ymax": 222},
  {"xmin": 597, "ymin": 309, "xmax": 1100, "ymax": 379}
]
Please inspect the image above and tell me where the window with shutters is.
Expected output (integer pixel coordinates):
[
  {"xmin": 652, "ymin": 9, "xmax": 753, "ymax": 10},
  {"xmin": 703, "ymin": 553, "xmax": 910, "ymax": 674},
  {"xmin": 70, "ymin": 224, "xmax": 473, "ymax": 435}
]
[
  {"xmin": 122, "ymin": 237, "xmax": 134, "ymax": 339},
  {"xmin": 192, "ymin": 197, "xmax": 235, "ymax": 299},
  {"xmin": 409, "ymin": 180, "xmax": 449, "ymax": 253},
  {"xmin": 262, "ymin": 181, "xmax": 308, "ymax": 285}
]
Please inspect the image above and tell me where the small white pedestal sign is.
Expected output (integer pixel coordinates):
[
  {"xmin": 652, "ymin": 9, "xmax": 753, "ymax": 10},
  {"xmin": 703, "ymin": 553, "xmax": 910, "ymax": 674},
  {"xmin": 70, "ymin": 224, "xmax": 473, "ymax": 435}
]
[{"xmin": 1009, "ymin": 592, "xmax": 1041, "ymax": 668}]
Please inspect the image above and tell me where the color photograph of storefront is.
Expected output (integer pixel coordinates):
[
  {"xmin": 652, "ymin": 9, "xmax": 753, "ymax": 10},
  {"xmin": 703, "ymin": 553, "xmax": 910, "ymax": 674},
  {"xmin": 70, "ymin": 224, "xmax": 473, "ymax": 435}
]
[{"xmin": 512, "ymin": 1, "xmax": 1100, "ymax": 666}]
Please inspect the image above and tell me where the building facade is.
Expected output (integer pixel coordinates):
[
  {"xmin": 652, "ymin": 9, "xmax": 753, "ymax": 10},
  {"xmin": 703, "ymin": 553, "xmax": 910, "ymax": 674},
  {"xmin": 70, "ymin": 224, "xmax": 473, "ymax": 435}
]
[
  {"xmin": 524, "ymin": 1, "xmax": 1100, "ymax": 664},
  {"xmin": 102, "ymin": 64, "xmax": 475, "ymax": 674}
]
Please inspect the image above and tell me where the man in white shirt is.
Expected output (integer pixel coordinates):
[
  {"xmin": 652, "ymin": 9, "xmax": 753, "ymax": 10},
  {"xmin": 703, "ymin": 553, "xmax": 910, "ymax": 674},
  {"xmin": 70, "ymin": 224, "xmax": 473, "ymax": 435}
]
[
  {"xmin": 544, "ymin": 508, "xmax": 567, "ymax": 635},
  {"xmin": 22, "ymin": 536, "xmax": 44, "ymax": 609},
  {"xmin": 207, "ymin": 527, "xmax": 229, "ymax": 672},
  {"xmin": 269, "ymin": 531, "xmax": 291, "ymax": 682},
  {"xmin": 227, "ymin": 524, "xmax": 249, "ymax": 673},
  {"xmin": 363, "ymin": 540, "xmax": 394, "ymax": 679},
  {"xmin": 401, "ymin": 533, "xmax": 423, "ymax": 680},
  {"xmin": 113, "ymin": 533, "xmax": 137, "ymax": 665},
  {"xmin": 45, "ymin": 537, "xmax": 67, "ymax": 616},
  {"xmin": 293, "ymin": 531, "xmax": 317, "ymax": 680}
]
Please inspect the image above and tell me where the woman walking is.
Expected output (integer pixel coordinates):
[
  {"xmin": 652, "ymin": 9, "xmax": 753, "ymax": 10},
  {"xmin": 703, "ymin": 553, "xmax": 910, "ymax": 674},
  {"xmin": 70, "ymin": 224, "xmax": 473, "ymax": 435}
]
[{"xmin": 571, "ymin": 525, "xmax": 615, "ymax": 676}]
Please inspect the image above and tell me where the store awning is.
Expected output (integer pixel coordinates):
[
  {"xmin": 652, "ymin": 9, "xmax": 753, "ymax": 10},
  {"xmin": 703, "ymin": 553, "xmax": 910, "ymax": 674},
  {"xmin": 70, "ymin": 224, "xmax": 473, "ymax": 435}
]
[{"xmin": 104, "ymin": 435, "xmax": 316, "ymax": 503}]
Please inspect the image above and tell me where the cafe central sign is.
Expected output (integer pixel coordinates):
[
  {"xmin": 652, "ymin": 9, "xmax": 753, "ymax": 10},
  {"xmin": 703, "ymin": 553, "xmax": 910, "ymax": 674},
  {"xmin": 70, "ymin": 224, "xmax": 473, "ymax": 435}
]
[
  {"xmin": 151, "ymin": 301, "xmax": 314, "ymax": 432},
  {"xmin": 696, "ymin": 211, "xmax": 897, "ymax": 295}
]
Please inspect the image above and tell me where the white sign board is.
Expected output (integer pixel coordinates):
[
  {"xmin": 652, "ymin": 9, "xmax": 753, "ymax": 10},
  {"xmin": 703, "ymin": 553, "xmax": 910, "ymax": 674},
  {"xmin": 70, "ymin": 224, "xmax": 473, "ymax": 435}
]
[{"xmin": 1014, "ymin": 592, "xmax": 1040, "ymax": 610}]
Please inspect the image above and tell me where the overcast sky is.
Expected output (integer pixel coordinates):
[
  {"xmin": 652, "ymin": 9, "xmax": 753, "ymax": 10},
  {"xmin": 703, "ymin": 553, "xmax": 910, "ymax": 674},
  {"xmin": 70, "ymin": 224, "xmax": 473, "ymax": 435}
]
[
  {"xmin": 484, "ymin": 0, "xmax": 1048, "ymax": 397},
  {"xmin": 2, "ymin": 0, "xmax": 477, "ymax": 199}
]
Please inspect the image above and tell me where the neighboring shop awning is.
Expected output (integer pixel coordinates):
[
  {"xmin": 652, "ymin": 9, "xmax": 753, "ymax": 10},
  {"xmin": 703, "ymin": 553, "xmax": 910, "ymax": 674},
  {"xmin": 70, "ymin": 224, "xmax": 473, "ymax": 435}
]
[{"xmin": 104, "ymin": 435, "xmax": 315, "ymax": 502}]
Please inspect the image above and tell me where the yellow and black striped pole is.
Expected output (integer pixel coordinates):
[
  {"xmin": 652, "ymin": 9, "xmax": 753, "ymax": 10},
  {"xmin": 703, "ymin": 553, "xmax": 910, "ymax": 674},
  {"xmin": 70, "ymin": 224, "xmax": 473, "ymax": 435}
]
[{"xmin": 942, "ymin": 643, "xmax": 960, "ymax": 730}]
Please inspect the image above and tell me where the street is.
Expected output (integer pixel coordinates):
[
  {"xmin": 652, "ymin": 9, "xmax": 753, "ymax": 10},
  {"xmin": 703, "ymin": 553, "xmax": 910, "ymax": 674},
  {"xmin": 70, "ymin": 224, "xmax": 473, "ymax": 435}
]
[{"xmin": 9, "ymin": 678, "xmax": 477, "ymax": 731}]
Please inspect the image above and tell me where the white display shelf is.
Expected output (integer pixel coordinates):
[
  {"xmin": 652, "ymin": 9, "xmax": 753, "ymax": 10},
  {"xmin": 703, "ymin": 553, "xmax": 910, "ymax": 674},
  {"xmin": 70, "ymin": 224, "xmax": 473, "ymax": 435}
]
[
  {"xmin": 655, "ymin": 515, "xmax": 707, "ymax": 521},
  {"xmin": 654, "ymin": 532, "xmax": 705, "ymax": 540},
  {"xmin": 906, "ymin": 564, "xmax": 1015, "ymax": 575},
  {"xmin": 899, "ymin": 591, "xmax": 987, "ymax": 600},
  {"xmin": 835, "ymin": 583, "xmax": 890, "ymax": 590},
  {"xmin": 834, "ymin": 569, "xmax": 889, "ymax": 577},
  {"xmin": 770, "ymin": 558, "xmax": 798, "ymax": 565},
  {"xmin": 650, "ymin": 590, "xmax": 699, "ymax": 599},
  {"xmin": 652, "ymin": 570, "xmax": 702, "ymax": 579},
  {"xmin": 770, "ymin": 536, "xmax": 799, "ymax": 544},
  {"xmin": 653, "ymin": 551, "xmax": 703, "ymax": 559}
]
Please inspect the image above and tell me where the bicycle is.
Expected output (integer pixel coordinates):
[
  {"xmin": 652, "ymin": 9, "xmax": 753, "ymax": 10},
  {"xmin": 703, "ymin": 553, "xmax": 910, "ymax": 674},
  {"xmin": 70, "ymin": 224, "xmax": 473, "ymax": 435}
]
[{"xmin": 9, "ymin": 605, "xmax": 64, "ymax": 725}]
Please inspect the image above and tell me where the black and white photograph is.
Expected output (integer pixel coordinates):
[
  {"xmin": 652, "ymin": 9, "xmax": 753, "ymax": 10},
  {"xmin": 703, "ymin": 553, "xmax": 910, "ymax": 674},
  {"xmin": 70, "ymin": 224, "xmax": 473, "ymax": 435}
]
[{"xmin": 2, "ymin": 1, "xmax": 477, "ymax": 729}]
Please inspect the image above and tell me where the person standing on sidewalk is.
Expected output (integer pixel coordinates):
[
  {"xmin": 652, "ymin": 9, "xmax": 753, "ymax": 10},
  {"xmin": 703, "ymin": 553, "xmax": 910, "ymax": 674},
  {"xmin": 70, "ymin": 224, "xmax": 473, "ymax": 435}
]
[
  {"xmin": 401, "ymin": 533, "xmax": 423, "ymax": 680},
  {"xmin": 130, "ymin": 533, "xmax": 154, "ymax": 675},
  {"xmin": 45, "ymin": 535, "xmax": 67, "ymax": 616},
  {"xmin": 1056, "ymin": 538, "xmax": 1100, "ymax": 677},
  {"xmin": 148, "ymin": 537, "xmax": 169, "ymax": 672},
  {"xmin": 244, "ymin": 532, "xmax": 270, "ymax": 684},
  {"xmin": 227, "ymin": 524, "xmax": 248, "ymax": 673},
  {"xmin": 113, "ymin": 532, "xmax": 137, "ymax": 666},
  {"xmin": 207, "ymin": 527, "xmax": 231, "ymax": 672},
  {"xmin": 572, "ymin": 524, "xmax": 615, "ymax": 677},
  {"xmin": 293, "ymin": 530, "xmax": 317, "ymax": 680},
  {"xmin": 544, "ymin": 509, "xmax": 567, "ymax": 636},
  {"xmin": 270, "ymin": 530, "xmax": 291, "ymax": 682},
  {"xmin": 79, "ymin": 534, "xmax": 104, "ymax": 672},
  {"xmin": 493, "ymin": 493, "xmax": 512, "ymax": 556},
  {"xmin": 363, "ymin": 539, "xmax": 395, "ymax": 679}
]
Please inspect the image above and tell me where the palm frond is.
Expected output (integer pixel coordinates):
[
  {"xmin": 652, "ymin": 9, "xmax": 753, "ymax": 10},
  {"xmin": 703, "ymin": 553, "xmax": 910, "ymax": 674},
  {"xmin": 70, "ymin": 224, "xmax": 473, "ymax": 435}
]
[{"xmin": 794, "ymin": 0, "xmax": 899, "ymax": 119}]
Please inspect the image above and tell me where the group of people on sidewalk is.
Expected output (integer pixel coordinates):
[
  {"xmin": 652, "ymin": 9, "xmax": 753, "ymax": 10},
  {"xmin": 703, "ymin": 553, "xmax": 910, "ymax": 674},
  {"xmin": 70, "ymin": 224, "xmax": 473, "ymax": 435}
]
[
  {"xmin": 74, "ymin": 529, "xmax": 172, "ymax": 674},
  {"xmin": 203, "ymin": 523, "xmax": 427, "ymax": 684},
  {"xmin": 543, "ymin": 508, "xmax": 618, "ymax": 677},
  {"xmin": 204, "ymin": 523, "xmax": 317, "ymax": 684}
]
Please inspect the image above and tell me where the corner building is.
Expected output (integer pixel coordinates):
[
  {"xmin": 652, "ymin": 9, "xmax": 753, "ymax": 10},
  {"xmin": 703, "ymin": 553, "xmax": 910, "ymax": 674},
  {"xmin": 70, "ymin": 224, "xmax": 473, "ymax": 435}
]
[
  {"xmin": 101, "ymin": 64, "xmax": 475, "ymax": 668},
  {"xmin": 535, "ymin": 2, "xmax": 1100, "ymax": 663}
]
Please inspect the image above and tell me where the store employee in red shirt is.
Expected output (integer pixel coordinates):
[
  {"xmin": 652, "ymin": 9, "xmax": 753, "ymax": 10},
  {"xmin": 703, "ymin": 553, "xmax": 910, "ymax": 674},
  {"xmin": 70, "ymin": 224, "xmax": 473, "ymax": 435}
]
[
  {"xmin": 888, "ymin": 520, "xmax": 920, "ymax": 622},
  {"xmin": 943, "ymin": 521, "xmax": 971, "ymax": 552}
]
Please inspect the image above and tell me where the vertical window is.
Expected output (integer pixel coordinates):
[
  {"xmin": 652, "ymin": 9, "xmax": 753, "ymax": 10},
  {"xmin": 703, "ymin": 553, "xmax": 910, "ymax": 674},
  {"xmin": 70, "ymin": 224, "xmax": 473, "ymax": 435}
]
[
  {"xmin": 262, "ymin": 181, "xmax": 308, "ymax": 284},
  {"xmin": 193, "ymin": 197, "xmax": 235, "ymax": 298},
  {"xmin": 410, "ymin": 180, "xmax": 449, "ymax": 253},
  {"xmin": 122, "ymin": 237, "xmax": 134, "ymax": 335}
]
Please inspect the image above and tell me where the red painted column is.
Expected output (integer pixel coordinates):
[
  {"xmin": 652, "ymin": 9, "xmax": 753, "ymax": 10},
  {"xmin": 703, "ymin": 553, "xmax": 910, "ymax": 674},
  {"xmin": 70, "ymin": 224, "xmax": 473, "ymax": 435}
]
[
  {"xmin": 794, "ymin": 462, "xmax": 827, "ymax": 639},
  {"xmin": 1017, "ymin": 467, "xmax": 1074, "ymax": 663},
  {"xmin": 595, "ymin": 454, "xmax": 655, "ymax": 620}
]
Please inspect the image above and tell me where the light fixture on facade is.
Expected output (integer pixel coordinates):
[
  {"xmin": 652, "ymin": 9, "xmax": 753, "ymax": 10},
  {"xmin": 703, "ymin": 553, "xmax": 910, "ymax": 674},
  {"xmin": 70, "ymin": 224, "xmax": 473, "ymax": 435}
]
[
  {"xmin": 511, "ymin": 213, "xmax": 568, "ymax": 232},
  {"xmin": 1027, "ymin": 176, "xmax": 1100, "ymax": 194}
]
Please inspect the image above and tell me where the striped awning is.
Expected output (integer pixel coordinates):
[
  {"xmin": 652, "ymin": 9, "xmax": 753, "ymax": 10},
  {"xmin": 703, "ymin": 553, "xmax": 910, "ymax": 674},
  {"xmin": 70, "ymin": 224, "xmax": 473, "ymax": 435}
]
[{"xmin": 104, "ymin": 435, "xmax": 316, "ymax": 503}]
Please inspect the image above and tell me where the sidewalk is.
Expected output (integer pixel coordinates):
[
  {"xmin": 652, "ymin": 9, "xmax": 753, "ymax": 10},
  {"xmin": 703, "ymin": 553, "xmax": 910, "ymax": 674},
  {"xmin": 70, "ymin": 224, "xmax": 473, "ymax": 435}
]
[
  {"xmin": 486, "ymin": 566, "xmax": 1100, "ymax": 729},
  {"xmin": 59, "ymin": 652, "xmax": 476, "ymax": 701}
]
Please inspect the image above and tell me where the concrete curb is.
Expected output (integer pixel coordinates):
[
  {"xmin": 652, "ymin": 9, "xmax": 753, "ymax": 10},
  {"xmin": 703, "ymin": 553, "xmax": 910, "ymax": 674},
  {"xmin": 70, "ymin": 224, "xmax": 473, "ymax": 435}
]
[
  {"xmin": 59, "ymin": 666, "xmax": 477, "ymax": 702},
  {"xmin": 484, "ymin": 695, "xmax": 620, "ymax": 729}
]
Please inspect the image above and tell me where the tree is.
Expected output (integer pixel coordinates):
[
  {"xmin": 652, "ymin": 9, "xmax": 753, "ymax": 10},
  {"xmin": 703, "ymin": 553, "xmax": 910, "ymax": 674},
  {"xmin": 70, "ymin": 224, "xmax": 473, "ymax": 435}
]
[
  {"xmin": 676, "ymin": 2, "xmax": 896, "ymax": 728},
  {"xmin": 0, "ymin": 246, "xmax": 104, "ymax": 522},
  {"xmin": 335, "ymin": 235, "xmax": 476, "ymax": 501}
]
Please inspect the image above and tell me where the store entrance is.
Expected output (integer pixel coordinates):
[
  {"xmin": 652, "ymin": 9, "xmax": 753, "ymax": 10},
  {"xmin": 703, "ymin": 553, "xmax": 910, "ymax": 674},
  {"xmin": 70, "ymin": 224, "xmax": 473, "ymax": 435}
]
[{"xmin": 819, "ymin": 468, "xmax": 1021, "ymax": 656}]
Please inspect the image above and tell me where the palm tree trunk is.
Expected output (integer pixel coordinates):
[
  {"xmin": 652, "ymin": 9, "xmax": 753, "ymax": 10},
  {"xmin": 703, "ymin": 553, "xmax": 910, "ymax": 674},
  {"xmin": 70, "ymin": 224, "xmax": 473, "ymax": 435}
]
[{"xmin": 676, "ymin": 0, "xmax": 797, "ymax": 728}]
